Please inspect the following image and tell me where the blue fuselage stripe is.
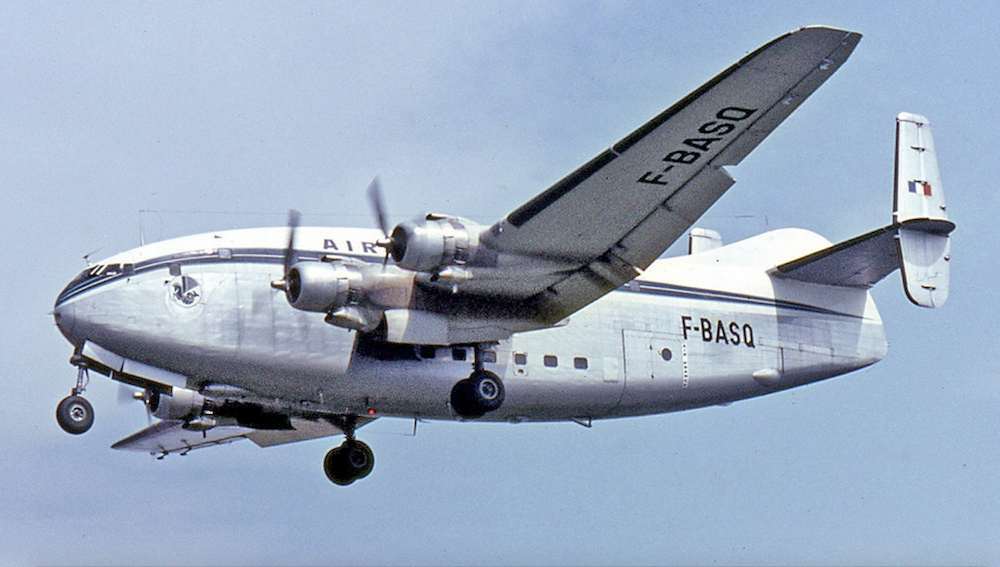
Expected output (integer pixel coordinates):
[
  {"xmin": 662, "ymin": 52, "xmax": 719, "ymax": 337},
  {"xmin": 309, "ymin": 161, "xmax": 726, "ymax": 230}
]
[{"xmin": 56, "ymin": 248, "xmax": 861, "ymax": 319}]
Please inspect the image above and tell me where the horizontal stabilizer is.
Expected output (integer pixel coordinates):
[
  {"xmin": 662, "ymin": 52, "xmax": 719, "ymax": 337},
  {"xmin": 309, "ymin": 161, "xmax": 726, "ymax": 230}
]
[{"xmin": 774, "ymin": 225, "xmax": 899, "ymax": 287}]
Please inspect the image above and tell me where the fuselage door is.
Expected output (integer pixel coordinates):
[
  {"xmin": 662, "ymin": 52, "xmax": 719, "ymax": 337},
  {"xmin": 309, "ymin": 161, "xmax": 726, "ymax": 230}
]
[{"xmin": 622, "ymin": 330, "xmax": 681, "ymax": 381}]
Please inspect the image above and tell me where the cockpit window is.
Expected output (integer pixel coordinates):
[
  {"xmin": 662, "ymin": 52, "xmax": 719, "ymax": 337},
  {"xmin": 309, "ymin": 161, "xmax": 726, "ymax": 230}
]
[
  {"xmin": 64, "ymin": 263, "xmax": 136, "ymax": 291},
  {"xmin": 90, "ymin": 263, "xmax": 134, "ymax": 277}
]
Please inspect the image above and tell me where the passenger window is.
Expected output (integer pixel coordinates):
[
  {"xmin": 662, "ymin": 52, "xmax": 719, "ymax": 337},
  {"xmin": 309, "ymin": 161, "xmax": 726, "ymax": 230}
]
[
  {"xmin": 574, "ymin": 357, "xmax": 588, "ymax": 370},
  {"xmin": 452, "ymin": 348, "xmax": 467, "ymax": 361},
  {"xmin": 660, "ymin": 348, "xmax": 673, "ymax": 362},
  {"xmin": 419, "ymin": 346, "xmax": 436, "ymax": 359},
  {"xmin": 543, "ymin": 355, "xmax": 558, "ymax": 368},
  {"xmin": 514, "ymin": 352, "xmax": 527, "ymax": 365},
  {"xmin": 481, "ymin": 350, "xmax": 497, "ymax": 364}
]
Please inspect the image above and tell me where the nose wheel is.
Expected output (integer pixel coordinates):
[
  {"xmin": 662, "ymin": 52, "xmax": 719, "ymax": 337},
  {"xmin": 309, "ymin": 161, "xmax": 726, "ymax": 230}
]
[
  {"xmin": 56, "ymin": 365, "xmax": 95, "ymax": 435},
  {"xmin": 56, "ymin": 395, "xmax": 94, "ymax": 434}
]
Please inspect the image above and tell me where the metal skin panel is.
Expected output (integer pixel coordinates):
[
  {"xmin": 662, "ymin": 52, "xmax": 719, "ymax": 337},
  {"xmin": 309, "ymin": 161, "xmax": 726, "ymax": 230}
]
[{"xmin": 54, "ymin": 227, "xmax": 887, "ymax": 425}]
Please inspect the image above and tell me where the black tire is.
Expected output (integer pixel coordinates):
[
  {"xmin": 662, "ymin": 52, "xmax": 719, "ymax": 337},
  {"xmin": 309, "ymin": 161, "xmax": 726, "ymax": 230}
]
[
  {"xmin": 56, "ymin": 395, "xmax": 94, "ymax": 435},
  {"xmin": 450, "ymin": 370, "xmax": 505, "ymax": 419},
  {"xmin": 323, "ymin": 440, "xmax": 375, "ymax": 485}
]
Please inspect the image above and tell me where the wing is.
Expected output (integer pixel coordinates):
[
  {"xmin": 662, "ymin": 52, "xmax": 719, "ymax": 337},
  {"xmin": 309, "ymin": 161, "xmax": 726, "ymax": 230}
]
[
  {"xmin": 111, "ymin": 419, "xmax": 253, "ymax": 455},
  {"xmin": 112, "ymin": 416, "xmax": 375, "ymax": 457},
  {"xmin": 481, "ymin": 26, "xmax": 861, "ymax": 321}
]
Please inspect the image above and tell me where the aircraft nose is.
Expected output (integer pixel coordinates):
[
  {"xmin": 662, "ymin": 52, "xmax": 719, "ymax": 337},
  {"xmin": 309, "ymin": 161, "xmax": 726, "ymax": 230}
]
[{"xmin": 53, "ymin": 301, "xmax": 76, "ymax": 341}]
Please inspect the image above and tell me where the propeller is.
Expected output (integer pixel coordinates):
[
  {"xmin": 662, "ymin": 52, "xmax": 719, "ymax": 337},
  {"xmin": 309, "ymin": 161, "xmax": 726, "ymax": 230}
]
[
  {"xmin": 366, "ymin": 177, "xmax": 399, "ymax": 266},
  {"xmin": 283, "ymin": 209, "xmax": 301, "ymax": 277},
  {"xmin": 117, "ymin": 383, "xmax": 153, "ymax": 424},
  {"xmin": 272, "ymin": 209, "xmax": 301, "ymax": 293}
]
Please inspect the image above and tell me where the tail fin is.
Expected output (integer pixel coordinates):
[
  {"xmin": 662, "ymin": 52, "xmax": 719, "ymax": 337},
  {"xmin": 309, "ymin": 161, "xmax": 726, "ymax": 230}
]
[
  {"xmin": 894, "ymin": 113, "xmax": 954, "ymax": 307},
  {"xmin": 773, "ymin": 113, "xmax": 954, "ymax": 308}
]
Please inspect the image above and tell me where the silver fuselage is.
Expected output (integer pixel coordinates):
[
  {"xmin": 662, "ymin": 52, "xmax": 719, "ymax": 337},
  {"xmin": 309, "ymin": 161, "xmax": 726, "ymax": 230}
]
[{"xmin": 53, "ymin": 225, "xmax": 888, "ymax": 423}]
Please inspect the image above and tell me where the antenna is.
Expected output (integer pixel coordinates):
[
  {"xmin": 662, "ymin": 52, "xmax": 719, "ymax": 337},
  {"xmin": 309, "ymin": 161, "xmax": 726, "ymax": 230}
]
[{"xmin": 82, "ymin": 247, "xmax": 103, "ymax": 266}]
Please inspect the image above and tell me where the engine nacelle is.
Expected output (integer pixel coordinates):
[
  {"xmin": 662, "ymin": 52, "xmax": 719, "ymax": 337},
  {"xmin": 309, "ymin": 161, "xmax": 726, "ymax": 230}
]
[
  {"xmin": 149, "ymin": 387, "xmax": 207, "ymax": 421},
  {"xmin": 286, "ymin": 259, "xmax": 364, "ymax": 313},
  {"xmin": 390, "ymin": 214, "xmax": 483, "ymax": 273}
]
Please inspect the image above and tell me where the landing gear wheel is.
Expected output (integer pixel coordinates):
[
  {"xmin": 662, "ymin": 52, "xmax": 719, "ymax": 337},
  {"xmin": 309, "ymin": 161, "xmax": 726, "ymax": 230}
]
[
  {"xmin": 323, "ymin": 440, "xmax": 375, "ymax": 485},
  {"xmin": 56, "ymin": 395, "xmax": 94, "ymax": 435},
  {"xmin": 450, "ymin": 369, "xmax": 505, "ymax": 419}
]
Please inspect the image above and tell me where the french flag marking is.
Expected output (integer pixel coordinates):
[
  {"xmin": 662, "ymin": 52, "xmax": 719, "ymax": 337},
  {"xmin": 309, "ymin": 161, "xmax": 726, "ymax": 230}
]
[{"xmin": 909, "ymin": 180, "xmax": 932, "ymax": 196}]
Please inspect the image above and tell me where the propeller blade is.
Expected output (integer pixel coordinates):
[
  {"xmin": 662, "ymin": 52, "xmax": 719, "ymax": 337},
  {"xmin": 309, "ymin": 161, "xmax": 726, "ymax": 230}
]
[
  {"xmin": 283, "ymin": 209, "xmax": 301, "ymax": 277},
  {"xmin": 366, "ymin": 176, "xmax": 396, "ymax": 266},
  {"xmin": 118, "ymin": 384, "xmax": 153, "ymax": 424},
  {"xmin": 117, "ymin": 383, "xmax": 138, "ymax": 405},
  {"xmin": 366, "ymin": 177, "xmax": 390, "ymax": 237}
]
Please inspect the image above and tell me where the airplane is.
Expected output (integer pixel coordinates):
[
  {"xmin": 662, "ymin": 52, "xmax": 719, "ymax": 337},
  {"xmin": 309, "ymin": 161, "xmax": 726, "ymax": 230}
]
[{"xmin": 51, "ymin": 26, "xmax": 954, "ymax": 485}]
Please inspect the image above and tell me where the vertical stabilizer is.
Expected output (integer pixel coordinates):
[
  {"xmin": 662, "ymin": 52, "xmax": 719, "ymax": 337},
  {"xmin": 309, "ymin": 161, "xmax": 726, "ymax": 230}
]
[{"xmin": 894, "ymin": 113, "xmax": 955, "ymax": 307}]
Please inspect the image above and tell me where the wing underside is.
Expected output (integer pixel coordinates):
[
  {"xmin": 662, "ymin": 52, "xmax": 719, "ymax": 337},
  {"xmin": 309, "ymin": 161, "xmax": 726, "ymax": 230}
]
[
  {"xmin": 112, "ymin": 416, "xmax": 375, "ymax": 456},
  {"xmin": 481, "ymin": 26, "xmax": 862, "ymax": 321}
]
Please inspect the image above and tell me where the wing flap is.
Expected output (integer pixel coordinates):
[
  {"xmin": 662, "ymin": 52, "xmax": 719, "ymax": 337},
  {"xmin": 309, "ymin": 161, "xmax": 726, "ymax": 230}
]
[
  {"xmin": 615, "ymin": 166, "xmax": 736, "ymax": 269},
  {"xmin": 247, "ymin": 416, "xmax": 374, "ymax": 448},
  {"xmin": 534, "ymin": 253, "xmax": 640, "ymax": 321}
]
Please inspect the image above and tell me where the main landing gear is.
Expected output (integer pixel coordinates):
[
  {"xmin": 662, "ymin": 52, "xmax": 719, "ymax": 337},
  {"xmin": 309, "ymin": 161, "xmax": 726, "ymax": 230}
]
[
  {"xmin": 323, "ymin": 415, "xmax": 374, "ymax": 486},
  {"xmin": 56, "ymin": 365, "xmax": 95, "ymax": 435},
  {"xmin": 450, "ymin": 344, "xmax": 505, "ymax": 419}
]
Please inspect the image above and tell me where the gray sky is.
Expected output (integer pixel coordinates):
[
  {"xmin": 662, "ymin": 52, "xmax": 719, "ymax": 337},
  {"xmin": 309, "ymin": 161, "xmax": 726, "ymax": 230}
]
[{"xmin": 3, "ymin": 2, "xmax": 997, "ymax": 565}]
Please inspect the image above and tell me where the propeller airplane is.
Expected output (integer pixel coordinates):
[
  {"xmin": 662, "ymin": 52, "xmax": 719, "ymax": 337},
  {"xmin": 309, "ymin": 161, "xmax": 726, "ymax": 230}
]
[{"xmin": 52, "ymin": 26, "xmax": 953, "ymax": 485}]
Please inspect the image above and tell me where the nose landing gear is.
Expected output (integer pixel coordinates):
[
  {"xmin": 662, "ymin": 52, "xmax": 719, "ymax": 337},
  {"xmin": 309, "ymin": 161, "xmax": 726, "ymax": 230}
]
[{"xmin": 56, "ymin": 366, "xmax": 94, "ymax": 435}]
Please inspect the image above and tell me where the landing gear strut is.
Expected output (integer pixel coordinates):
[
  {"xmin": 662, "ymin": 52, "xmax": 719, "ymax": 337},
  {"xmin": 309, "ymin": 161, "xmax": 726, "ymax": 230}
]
[
  {"xmin": 323, "ymin": 415, "xmax": 374, "ymax": 486},
  {"xmin": 56, "ymin": 365, "xmax": 94, "ymax": 435},
  {"xmin": 450, "ymin": 343, "xmax": 505, "ymax": 419}
]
